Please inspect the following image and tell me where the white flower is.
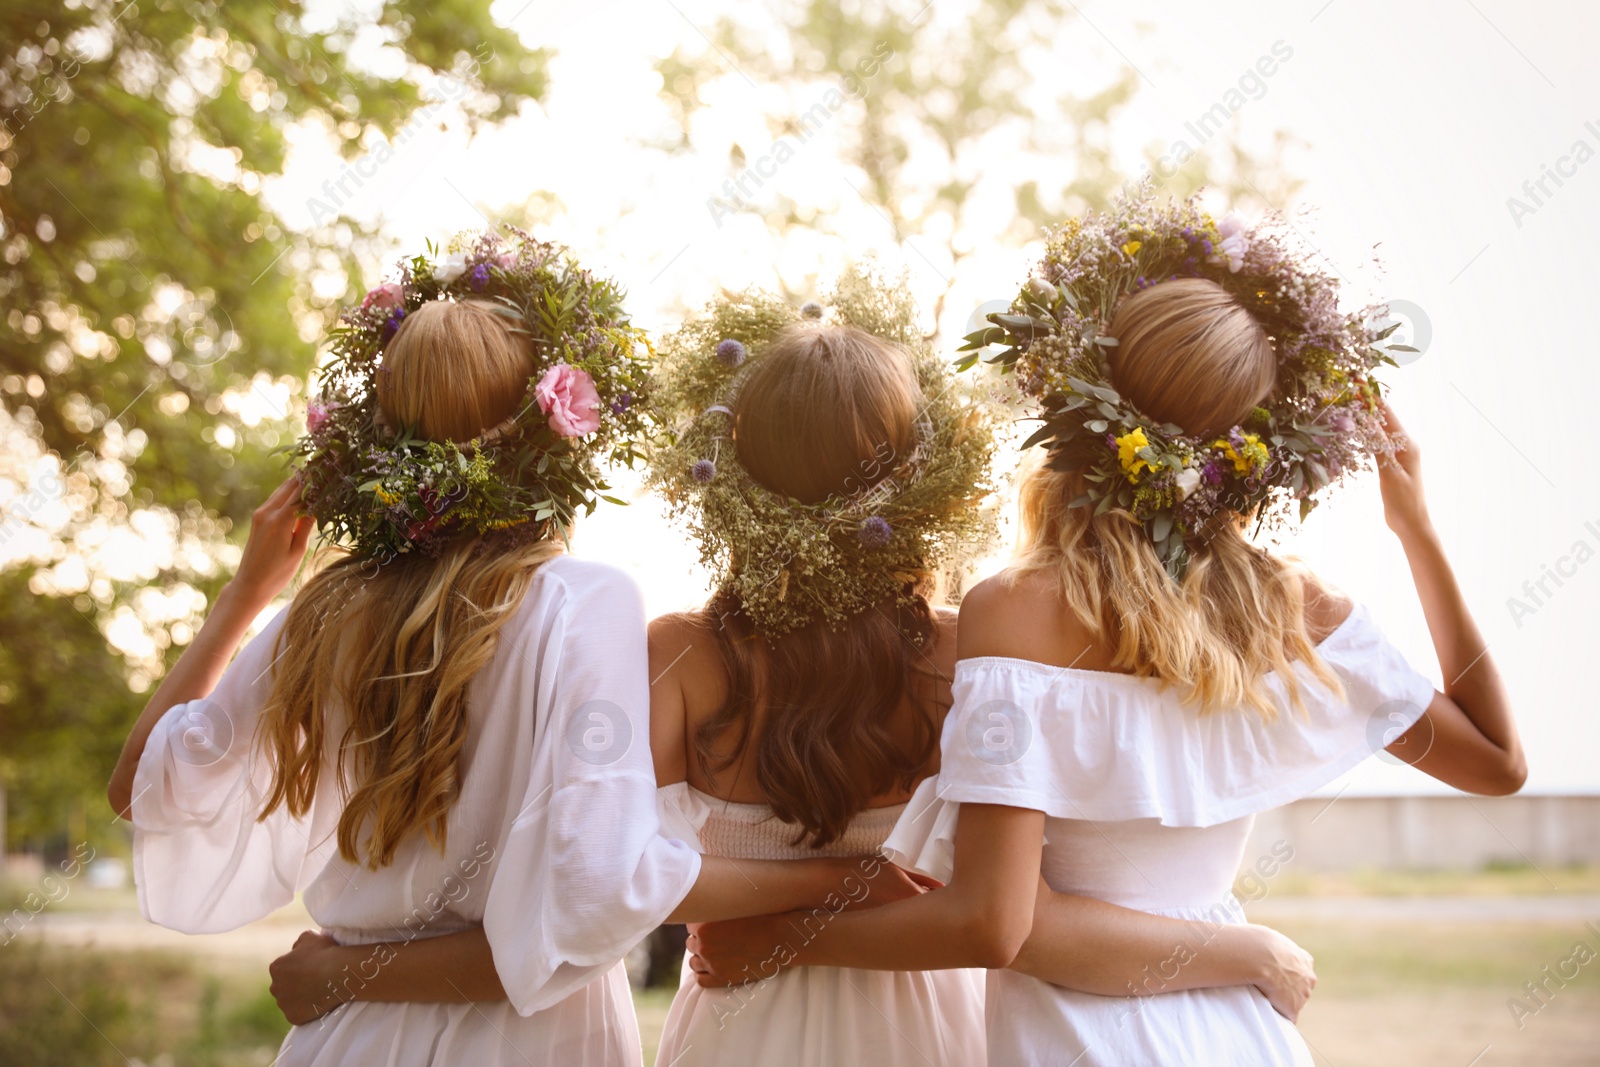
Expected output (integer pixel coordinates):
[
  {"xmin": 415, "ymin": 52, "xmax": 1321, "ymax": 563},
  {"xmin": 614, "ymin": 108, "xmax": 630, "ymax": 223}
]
[
  {"xmin": 1207, "ymin": 213, "xmax": 1251, "ymax": 273},
  {"xmin": 434, "ymin": 252, "xmax": 471, "ymax": 285},
  {"xmin": 1026, "ymin": 276, "xmax": 1057, "ymax": 303},
  {"xmin": 1174, "ymin": 468, "xmax": 1202, "ymax": 500}
]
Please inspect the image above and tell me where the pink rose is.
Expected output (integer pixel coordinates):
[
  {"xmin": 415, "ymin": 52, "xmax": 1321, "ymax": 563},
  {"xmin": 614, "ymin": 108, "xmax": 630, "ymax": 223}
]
[
  {"xmin": 306, "ymin": 400, "xmax": 336, "ymax": 433},
  {"xmin": 494, "ymin": 252, "xmax": 516, "ymax": 268},
  {"xmin": 535, "ymin": 363, "xmax": 601, "ymax": 437},
  {"xmin": 362, "ymin": 282, "xmax": 404, "ymax": 312}
]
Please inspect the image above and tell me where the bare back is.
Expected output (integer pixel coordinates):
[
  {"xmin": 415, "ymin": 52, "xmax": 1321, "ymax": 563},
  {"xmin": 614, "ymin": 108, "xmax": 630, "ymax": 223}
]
[{"xmin": 648, "ymin": 608, "xmax": 958, "ymax": 808}]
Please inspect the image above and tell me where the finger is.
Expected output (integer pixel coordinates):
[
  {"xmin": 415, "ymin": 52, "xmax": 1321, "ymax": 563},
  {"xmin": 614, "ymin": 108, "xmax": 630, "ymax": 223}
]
[
  {"xmin": 290, "ymin": 515, "xmax": 315, "ymax": 555},
  {"xmin": 292, "ymin": 930, "xmax": 321, "ymax": 949},
  {"xmin": 262, "ymin": 476, "xmax": 302, "ymax": 513},
  {"xmin": 906, "ymin": 871, "xmax": 945, "ymax": 891},
  {"xmin": 1378, "ymin": 399, "xmax": 1403, "ymax": 436}
]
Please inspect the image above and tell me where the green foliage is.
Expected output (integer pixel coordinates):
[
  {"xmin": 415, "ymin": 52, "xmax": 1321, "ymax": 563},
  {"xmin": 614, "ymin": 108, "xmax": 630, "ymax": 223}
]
[
  {"xmin": 0, "ymin": 944, "xmax": 287, "ymax": 1065},
  {"xmin": 0, "ymin": 0, "xmax": 547, "ymax": 849},
  {"xmin": 659, "ymin": 0, "xmax": 1299, "ymax": 331}
]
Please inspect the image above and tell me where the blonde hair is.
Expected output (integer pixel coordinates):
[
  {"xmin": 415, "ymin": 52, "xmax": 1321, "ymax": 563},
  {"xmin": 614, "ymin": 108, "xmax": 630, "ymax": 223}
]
[
  {"xmin": 1011, "ymin": 278, "xmax": 1339, "ymax": 716},
  {"xmin": 1108, "ymin": 277, "xmax": 1277, "ymax": 437},
  {"xmin": 258, "ymin": 300, "xmax": 559, "ymax": 868}
]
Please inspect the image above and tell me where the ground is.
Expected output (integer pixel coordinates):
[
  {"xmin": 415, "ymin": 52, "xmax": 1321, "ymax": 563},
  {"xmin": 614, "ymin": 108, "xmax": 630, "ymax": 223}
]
[{"xmin": 4, "ymin": 868, "xmax": 1598, "ymax": 1065}]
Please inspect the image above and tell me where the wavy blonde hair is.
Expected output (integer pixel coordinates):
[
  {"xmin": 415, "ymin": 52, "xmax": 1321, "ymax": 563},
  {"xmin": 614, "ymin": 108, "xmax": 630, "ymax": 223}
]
[
  {"xmin": 1011, "ymin": 278, "xmax": 1340, "ymax": 716},
  {"xmin": 258, "ymin": 301, "xmax": 560, "ymax": 868}
]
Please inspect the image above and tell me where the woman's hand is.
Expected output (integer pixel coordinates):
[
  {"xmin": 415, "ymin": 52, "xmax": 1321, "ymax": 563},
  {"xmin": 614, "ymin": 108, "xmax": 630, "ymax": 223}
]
[
  {"xmin": 1376, "ymin": 401, "xmax": 1431, "ymax": 538},
  {"xmin": 686, "ymin": 858, "xmax": 937, "ymax": 986},
  {"xmin": 230, "ymin": 476, "xmax": 314, "ymax": 609},
  {"xmin": 686, "ymin": 913, "xmax": 797, "ymax": 988},
  {"xmin": 269, "ymin": 930, "xmax": 349, "ymax": 1025},
  {"xmin": 1239, "ymin": 924, "xmax": 1317, "ymax": 1023}
]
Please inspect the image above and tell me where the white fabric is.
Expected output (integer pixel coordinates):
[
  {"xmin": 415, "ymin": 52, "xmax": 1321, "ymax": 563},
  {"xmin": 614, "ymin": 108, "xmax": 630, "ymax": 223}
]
[
  {"xmin": 654, "ymin": 782, "xmax": 987, "ymax": 1067},
  {"xmin": 883, "ymin": 604, "xmax": 1435, "ymax": 1067},
  {"xmin": 131, "ymin": 556, "xmax": 702, "ymax": 1067}
]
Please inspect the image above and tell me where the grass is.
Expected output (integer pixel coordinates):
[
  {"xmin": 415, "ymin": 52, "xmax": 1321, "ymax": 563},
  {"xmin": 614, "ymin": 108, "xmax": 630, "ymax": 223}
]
[
  {"xmin": 1261, "ymin": 863, "xmax": 1600, "ymax": 898},
  {"xmin": 0, "ymin": 942, "xmax": 289, "ymax": 1067}
]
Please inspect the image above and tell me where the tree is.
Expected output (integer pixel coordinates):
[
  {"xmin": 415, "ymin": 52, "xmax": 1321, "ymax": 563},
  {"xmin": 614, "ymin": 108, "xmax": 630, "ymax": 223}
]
[
  {"xmin": 0, "ymin": 0, "xmax": 547, "ymax": 853},
  {"xmin": 655, "ymin": 0, "xmax": 1301, "ymax": 342}
]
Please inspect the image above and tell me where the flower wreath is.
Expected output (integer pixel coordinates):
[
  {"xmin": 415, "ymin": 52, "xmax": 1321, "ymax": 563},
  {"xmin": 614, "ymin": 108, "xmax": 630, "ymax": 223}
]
[
  {"xmin": 960, "ymin": 188, "xmax": 1407, "ymax": 578},
  {"xmin": 295, "ymin": 228, "xmax": 653, "ymax": 560},
  {"xmin": 650, "ymin": 268, "xmax": 998, "ymax": 639}
]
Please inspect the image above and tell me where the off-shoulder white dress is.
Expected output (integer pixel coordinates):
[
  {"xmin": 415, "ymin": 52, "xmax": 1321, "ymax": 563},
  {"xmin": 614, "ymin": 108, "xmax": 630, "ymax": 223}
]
[
  {"xmin": 884, "ymin": 605, "xmax": 1436, "ymax": 1067},
  {"xmin": 131, "ymin": 557, "xmax": 703, "ymax": 1067},
  {"xmin": 654, "ymin": 782, "xmax": 987, "ymax": 1066}
]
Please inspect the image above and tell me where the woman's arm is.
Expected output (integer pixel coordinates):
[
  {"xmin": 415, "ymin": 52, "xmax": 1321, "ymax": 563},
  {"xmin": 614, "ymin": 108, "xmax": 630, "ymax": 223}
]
[
  {"xmin": 108, "ymin": 477, "xmax": 313, "ymax": 817},
  {"xmin": 1377, "ymin": 403, "xmax": 1525, "ymax": 795},
  {"xmin": 1013, "ymin": 881, "xmax": 1316, "ymax": 1021},
  {"xmin": 694, "ymin": 802, "xmax": 1043, "ymax": 975},
  {"xmin": 267, "ymin": 851, "xmax": 918, "ymax": 1023}
]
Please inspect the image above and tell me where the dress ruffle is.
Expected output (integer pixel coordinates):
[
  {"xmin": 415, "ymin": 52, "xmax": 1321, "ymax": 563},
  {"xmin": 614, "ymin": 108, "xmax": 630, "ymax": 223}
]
[{"xmin": 885, "ymin": 605, "xmax": 1435, "ymax": 882}]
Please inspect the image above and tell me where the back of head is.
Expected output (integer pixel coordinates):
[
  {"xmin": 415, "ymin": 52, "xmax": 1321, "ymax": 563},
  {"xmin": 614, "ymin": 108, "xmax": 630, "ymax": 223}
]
[
  {"xmin": 376, "ymin": 300, "xmax": 532, "ymax": 442},
  {"xmin": 700, "ymin": 323, "xmax": 939, "ymax": 846},
  {"xmin": 1014, "ymin": 277, "xmax": 1337, "ymax": 715},
  {"xmin": 733, "ymin": 322, "xmax": 920, "ymax": 503},
  {"xmin": 1107, "ymin": 278, "xmax": 1276, "ymax": 438},
  {"xmin": 262, "ymin": 298, "xmax": 562, "ymax": 869}
]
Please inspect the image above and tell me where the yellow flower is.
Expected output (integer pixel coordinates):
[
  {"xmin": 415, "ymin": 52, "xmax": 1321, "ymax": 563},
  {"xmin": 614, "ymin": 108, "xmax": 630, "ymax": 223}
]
[
  {"xmin": 1211, "ymin": 432, "xmax": 1269, "ymax": 474},
  {"xmin": 1122, "ymin": 240, "xmax": 1143, "ymax": 256},
  {"xmin": 1116, "ymin": 427, "xmax": 1154, "ymax": 481},
  {"xmin": 373, "ymin": 486, "xmax": 399, "ymax": 506}
]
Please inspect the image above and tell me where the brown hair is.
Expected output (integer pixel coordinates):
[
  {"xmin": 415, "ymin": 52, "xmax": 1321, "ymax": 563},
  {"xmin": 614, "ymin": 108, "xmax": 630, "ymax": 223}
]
[
  {"xmin": 695, "ymin": 323, "xmax": 940, "ymax": 846},
  {"xmin": 1012, "ymin": 278, "xmax": 1339, "ymax": 716},
  {"xmin": 258, "ymin": 300, "xmax": 560, "ymax": 868}
]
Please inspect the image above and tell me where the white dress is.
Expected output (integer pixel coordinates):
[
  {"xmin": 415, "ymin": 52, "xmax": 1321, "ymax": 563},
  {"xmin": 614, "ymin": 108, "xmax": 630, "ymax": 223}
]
[
  {"xmin": 654, "ymin": 782, "xmax": 987, "ymax": 1066},
  {"xmin": 883, "ymin": 605, "xmax": 1436, "ymax": 1067},
  {"xmin": 130, "ymin": 556, "xmax": 703, "ymax": 1067}
]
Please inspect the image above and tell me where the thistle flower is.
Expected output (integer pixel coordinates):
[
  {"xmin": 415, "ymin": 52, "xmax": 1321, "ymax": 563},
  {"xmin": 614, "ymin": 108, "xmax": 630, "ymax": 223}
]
[
  {"xmin": 692, "ymin": 459, "xmax": 717, "ymax": 484},
  {"xmin": 800, "ymin": 301, "xmax": 824, "ymax": 319},
  {"xmin": 858, "ymin": 516, "xmax": 892, "ymax": 547},
  {"xmin": 716, "ymin": 339, "xmax": 747, "ymax": 367}
]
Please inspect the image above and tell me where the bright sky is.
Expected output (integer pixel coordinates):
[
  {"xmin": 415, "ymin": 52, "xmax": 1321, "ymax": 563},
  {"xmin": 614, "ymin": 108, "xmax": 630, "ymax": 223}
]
[{"xmin": 254, "ymin": 0, "xmax": 1599, "ymax": 794}]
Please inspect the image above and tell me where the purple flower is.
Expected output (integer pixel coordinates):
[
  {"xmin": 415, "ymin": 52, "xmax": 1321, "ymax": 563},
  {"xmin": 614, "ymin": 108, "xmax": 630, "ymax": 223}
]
[
  {"xmin": 800, "ymin": 301, "xmax": 824, "ymax": 320},
  {"xmin": 610, "ymin": 393, "xmax": 633, "ymax": 415},
  {"xmin": 382, "ymin": 307, "xmax": 407, "ymax": 339},
  {"xmin": 1202, "ymin": 458, "xmax": 1226, "ymax": 485},
  {"xmin": 470, "ymin": 263, "xmax": 490, "ymax": 290},
  {"xmin": 858, "ymin": 516, "xmax": 892, "ymax": 547},
  {"xmin": 692, "ymin": 459, "xmax": 716, "ymax": 484},
  {"xmin": 716, "ymin": 339, "xmax": 746, "ymax": 367}
]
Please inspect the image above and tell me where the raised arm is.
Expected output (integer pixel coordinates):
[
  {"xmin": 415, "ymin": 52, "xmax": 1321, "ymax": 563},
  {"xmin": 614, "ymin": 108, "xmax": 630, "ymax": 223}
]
[
  {"xmin": 108, "ymin": 477, "xmax": 312, "ymax": 817},
  {"xmin": 1376, "ymin": 403, "xmax": 1525, "ymax": 795}
]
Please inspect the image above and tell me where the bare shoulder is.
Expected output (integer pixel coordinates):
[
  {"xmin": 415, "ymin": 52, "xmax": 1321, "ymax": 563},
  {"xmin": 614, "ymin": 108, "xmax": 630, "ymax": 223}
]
[
  {"xmin": 647, "ymin": 611, "xmax": 721, "ymax": 683},
  {"xmin": 926, "ymin": 606, "xmax": 960, "ymax": 680},
  {"xmin": 1296, "ymin": 568, "xmax": 1355, "ymax": 644},
  {"xmin": 956, "ymin": 569, "xmax": 1103, "ymax": 668}
]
